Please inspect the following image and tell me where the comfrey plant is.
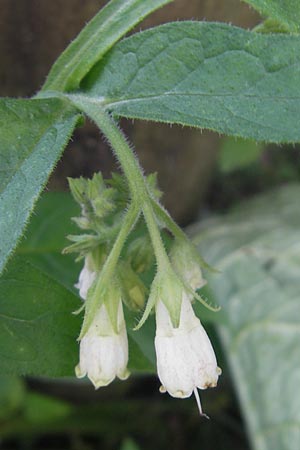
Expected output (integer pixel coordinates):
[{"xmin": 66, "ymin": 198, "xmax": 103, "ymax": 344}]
[
  {"xmin": 1, "ymin": 0, "xmax": 300, "ymax": 429},
  {"xmin": 63, "ymin": 172, "xmax": 221, "ymax": 415}
]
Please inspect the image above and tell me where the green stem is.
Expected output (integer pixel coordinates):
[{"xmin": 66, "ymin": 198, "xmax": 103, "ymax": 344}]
[
  {"xmin": 151, "ymin": 197, "xmax": 217, "ymax": 272},
  {"xmin": 80, "ymin": 202, "xmax": 140, "ymax": 337},
  {"xmin": 72, "ymin": 97, "xmax": 170, "ymax": 270},
  {"xmin": 142, "ymin": 201, "xmax": 170, "ymax": 269},
  {"xmin": 100, "ymin": 203, "xmax": 140, "ymax": 283},
  {"xmin": 69, "ymin": 96, "xmax": 145, "ymax": 201},
  {"xmin": 151, "ymin": 198, "xmax": 187, "ymax": 241}
]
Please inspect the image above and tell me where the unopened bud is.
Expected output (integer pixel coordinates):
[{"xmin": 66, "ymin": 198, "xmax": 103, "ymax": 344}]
[{"xmin": 170, "ymin": 239, "xmax": 206, "ymax": 291}]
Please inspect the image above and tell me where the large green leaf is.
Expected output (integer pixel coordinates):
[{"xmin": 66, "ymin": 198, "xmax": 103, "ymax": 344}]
[
  {"xmin": 243, "ymin": 0, "xmax": 300, "ymax": 33},
  {"xmin": 0, "ymin": 257, "xmax": 81, "ymax": 376},
  {"xmin": 0, "ymin": 98, "xmax": 79, "ymax": 274},
  {"xmin": 42, "ymin": 0, "xmax": 172, "ymax": 92},
  {"xmin": 79, "ymin": 22, "xmax": 300, "ymax": 143},
  {"xmin": 194, "ymin": 184, "xmax": 300, "ymax": 450}
]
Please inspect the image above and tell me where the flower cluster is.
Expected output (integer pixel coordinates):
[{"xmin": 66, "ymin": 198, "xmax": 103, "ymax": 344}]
[{"xmin": 66, "ymin": 172, "xmax": 221, "ymax": 416}]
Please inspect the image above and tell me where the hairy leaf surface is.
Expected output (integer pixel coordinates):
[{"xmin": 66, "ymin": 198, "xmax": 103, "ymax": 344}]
[
  {"xmin": 43, "ymin": 0, "xmax": 172, "ymax": 92},
  {"xmin": 0, "ymin": 98, "xmax": 79, "ymax": 274},
  {"xmin": 81, "ymin": 22, "xmax": 300, "ymax": 142},
  {"xmin": 0, "ymin": 257, "xmax": 81, "ymax": 376}
]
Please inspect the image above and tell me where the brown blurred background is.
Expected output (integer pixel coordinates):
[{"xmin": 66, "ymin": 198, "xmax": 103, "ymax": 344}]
[{"xmin": 0, "ymin": 0, "xmax": 260, "ymax": 224}]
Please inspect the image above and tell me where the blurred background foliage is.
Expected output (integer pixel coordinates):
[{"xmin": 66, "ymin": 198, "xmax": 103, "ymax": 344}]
[{"xmin": 1, "ymin": 0, "xmax": 300, "ymax": 449}]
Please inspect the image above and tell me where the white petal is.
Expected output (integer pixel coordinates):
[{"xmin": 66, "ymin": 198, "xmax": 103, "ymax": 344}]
[
  {"xmin": 189, "ymin": 326, "xmax": 219, "ymax": 389},
  {"xmin": 155, "ymin": 299, "xmax": 173, "ymax": 336},
  {"xmin": 155, "ymin": 334, "xmax": 194, "ymax": 397}
]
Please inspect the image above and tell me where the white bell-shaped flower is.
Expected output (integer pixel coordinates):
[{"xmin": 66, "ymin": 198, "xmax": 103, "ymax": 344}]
[
  {"xmin": 75, "ymin": 254, "xmax": 129, "ymax": 388},
  {"xmin": 75, "ymin": 299, "xmax": 129, "ymax": 388},
  {"xmin": 155, "ymin": 293, "xmax": 221, "ymax": 415}
]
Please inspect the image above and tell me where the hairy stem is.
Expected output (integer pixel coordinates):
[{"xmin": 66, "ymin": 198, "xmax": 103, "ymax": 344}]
[
  {"xmin": 72, "ymin": 97, "xmax": 171, "ymax": 270},
  {"xmin": 80, "ymin": 201, "xmax": 140, "ymax": 337}
]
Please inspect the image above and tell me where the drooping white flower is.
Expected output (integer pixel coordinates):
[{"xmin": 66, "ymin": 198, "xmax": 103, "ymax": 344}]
[
  {"xmin": 75, "ymin": 254, "xmax": 130, "ymax": 388},
  {"xmin": 75, "ymin": 255, "xmax": 96, "ymax": 300},
  {"xmin": 155, "ymin": 293, "xmax": 221, "ymax": 415},
  {"xmin": 75, "ymin": 299, "xmax": 129, "ymax": 388}
]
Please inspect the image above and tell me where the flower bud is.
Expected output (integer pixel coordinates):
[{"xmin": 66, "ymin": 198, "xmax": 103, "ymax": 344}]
[
  {"xmin": 75, "ymin": 254, "xmax": 97, "ymax": 300},
  {"xmin": 170, "ymin": 239, "xmax": 206, "ymax": 291}
]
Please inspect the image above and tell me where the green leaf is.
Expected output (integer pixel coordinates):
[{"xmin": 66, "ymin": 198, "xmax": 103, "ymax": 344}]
[
  {"xmin": 80, "ymin": 22, "xmax": 300, "ymax": 143},
  {"xmin": 18, "ymin": 192, "xmax": 80, "ymax": 288},
  {"xmin": 0, "ymin": 256, "xmax": 81, "ymax": 376},
  {"xmin": 243, "ymin": 0, "xmax": 300, "ymax": 33},
  {"xmin": 42, "ymin": 0, "xmax": 172, "ymax": 92},
  {"xmin": 0, "ymin": 98, "xmax": 79, "ymax": 274},
  {"xmin": 0, "ymin": 252, "xmax": 153, "ymax": 377},
  {"xmin": 194, "ymin": 184, "xmax": 300, "ymax": 450},
  {"xmin": 219, "ymin": 137, "xmax": 263, "ymax": 173}
]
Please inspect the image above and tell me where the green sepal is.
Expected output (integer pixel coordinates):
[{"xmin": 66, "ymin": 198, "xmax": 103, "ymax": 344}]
[
  {"xmin": 71, "ymin": 216, "xmax": 91, "ymax": 230},
  {"xmin": 79, "ymin": 279, "xmax": 103, "ymax": 339},
  {"xmin": 157, "ymin": 270, "xmax": 183, "ymax": 328},
  {"xmin": 182, "ymin": 279, "xmax": 221, "ymax": 313},
  {"xmin": 134, "ymin": 282, "xmax": 157, "ymax": 331},
  {"xmin": 68, "ymin": 176, "xmax": 87, "ymax": 205},
  {"xmin": 87, "ymin": 172, "xmax": 106, "ymax": 196},
  {"xmin": 72, "ymin": 303, "xmax": 86, "ymax": 315},
  {"xmin": 68, "ymin": 173, "xmax": 118, "ymax": 225},
  {"xmin": 63, "ymin": 234, "xmax": 100, "ymax": 255},
  {"xmin": 87, "ymin": 173, "xmax": 117, "ymax": 218},
  {"xmin": 79, "ymin": 276, "xmax": 123, "ymax": 338},
  {"xmin": 107, "ymin": 173, "xmax": 130, "ymax": 207},
  {"xmin": 92, "ymin": 188, "xmax": 116, "ymax": 219},
  {"xmin": 135, "ymin": 269, "xmax": 183, "ymax": 330},
  {"xmin": 90, "ymin": 246, "xmax": 108, "ymax": 272},
  {"xmin": 146, "ymin": 173, "xmax": 162, "ymax": 200},
  {"xmin": 103, "ymin": 282, "xmax": 123, "ymax": 334}
]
